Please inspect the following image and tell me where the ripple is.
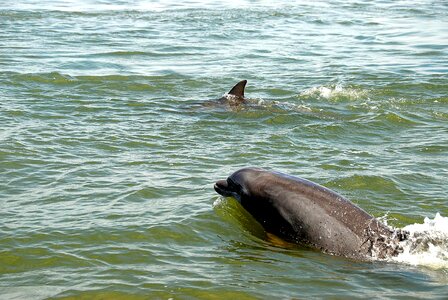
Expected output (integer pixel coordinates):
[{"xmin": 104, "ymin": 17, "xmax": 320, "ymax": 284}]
[{"xmin": 1, "ymin": 0, "xmax": 447, "ymax": 297}]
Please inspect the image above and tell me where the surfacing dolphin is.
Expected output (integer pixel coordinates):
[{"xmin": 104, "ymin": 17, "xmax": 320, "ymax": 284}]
[
  {"xmin": 218, "ymin": 80, "xmax": 247, "ymax": 106},
  {"xmin": 198, "ymin": 80, "xmax": 247, "ymax": 109},
  {"xmin": 214, "ymin": 167, "xmax": 408, "ymax": 260},
  {"xmin": 219, "ymin": 80, "xmax": 247, "ymax": 106}
]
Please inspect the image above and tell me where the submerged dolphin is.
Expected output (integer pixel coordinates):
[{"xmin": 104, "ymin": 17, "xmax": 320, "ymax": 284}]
[
  {"xmin": 214, "ymin": 167, "xmax": 407, "ymax": 260},
  {"xmin": 198, "ymin": 80, "xmax": 247, "ymax": 109},
  {"xmin": 218, "ymin": 80, "xmax": 247, "ymax": 106}
]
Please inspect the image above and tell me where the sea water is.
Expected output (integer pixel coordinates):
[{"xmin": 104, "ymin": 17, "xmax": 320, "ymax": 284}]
[{"xmin": 1, "ymin": 0, "xmax": 447, "ymax": 298}]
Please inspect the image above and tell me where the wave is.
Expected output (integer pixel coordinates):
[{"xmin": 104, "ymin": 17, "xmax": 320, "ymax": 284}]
[
  {"xmin": 389, "ymin": 213, "xmax": 448, "ymax": 270},
  {"xmin": 298, "ymin": 82, "xmax": 446, "ymax": 106},
  {"xmin": 299, "ymin": 84, "xmax": 370, "ymax": 101},
  {"xmin": 4, "ymin": 71, "xmax": 189, "ymax": 92}
]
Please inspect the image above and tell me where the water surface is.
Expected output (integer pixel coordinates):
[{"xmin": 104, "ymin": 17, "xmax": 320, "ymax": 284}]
[{"xmin": 1, "ymin": 0, "xmax": 447, "ymax": 299}]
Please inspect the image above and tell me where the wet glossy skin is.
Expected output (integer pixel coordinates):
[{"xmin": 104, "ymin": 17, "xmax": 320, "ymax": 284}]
[
  {"xmin": 218, "ymin": 80, "xmax": 247, "ymax": 106},
  {"xmin": 215, "ymin": 167, "xmax": 405, "ymax": 259}
]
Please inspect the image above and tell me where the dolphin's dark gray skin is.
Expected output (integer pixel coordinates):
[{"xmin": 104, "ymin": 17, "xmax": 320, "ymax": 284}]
[
  {"xmin": 218, "ymin": 80, "xmax": 247, "ymax": 106},
  {"xmin": 198, "ymin": 80, "xmax": 248, "ymax": 109},
  {"xmin": 214, "ymin": 167, "xmax": 407, "ymax": 260}
]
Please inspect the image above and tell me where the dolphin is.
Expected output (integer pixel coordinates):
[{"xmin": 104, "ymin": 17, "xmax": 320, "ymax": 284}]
[
  {"xmin": 214, "ymin": 167, "xmax": 407, "ymax": 260},
  {"xmin": 218, "ymin": 80, "xmax": 247, "ymax": 106}
]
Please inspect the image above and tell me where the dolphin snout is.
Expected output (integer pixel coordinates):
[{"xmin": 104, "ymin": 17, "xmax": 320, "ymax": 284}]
[{"xmin": 214, "ymin": 179, "xmax": 230, "ymax": 196}]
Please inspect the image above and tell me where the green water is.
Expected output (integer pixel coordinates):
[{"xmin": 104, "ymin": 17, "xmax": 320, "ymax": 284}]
[{"xmin": 1, "ymin": 1, "xmax": 447, "ymax": 299}]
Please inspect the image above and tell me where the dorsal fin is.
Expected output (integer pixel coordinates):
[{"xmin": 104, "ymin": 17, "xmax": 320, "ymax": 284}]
[{"xmin": 227, "ymin": 80, "xmax": 247, "ymax": 98}]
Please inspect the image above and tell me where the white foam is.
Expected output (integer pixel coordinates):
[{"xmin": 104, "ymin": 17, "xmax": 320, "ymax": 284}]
[
  {"xmin": 212, "ymin": 197, "xmax": 226, "ymax": 208},
  {"xmin": 390, "ymin": 213, "xmax": 448, "ymax": 269},
  {"xmin": 300, "ymin": 84, "xmax": 369, "ymax": 101}
]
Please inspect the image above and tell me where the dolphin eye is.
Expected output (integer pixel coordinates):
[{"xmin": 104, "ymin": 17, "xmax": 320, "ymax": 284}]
[
  {"xmin": 227, "ymin": 178, "xmax": 239, "ymax": 190},
  {"xmin": 228, "ymin": 178, "xmax": 246, "ymax": 195}
]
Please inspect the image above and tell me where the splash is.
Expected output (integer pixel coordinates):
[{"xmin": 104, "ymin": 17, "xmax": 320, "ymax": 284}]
[
  {"xmin": 300, "ymin": 84, "xmax": 369, "ymax": 101},
  {"xmin": 213, "ymin": 197, "xmax": 226, "ymax": 208},
  {"xmin": 390, "ymin": 213, "xmax": 448, "ymax": 269}
]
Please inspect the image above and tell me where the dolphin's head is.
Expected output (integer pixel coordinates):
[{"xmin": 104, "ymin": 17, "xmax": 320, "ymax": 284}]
[
  {"xmin": 214, "ymin": 167, "xmax": 264, "ymax": 201},
  {"xmin": 214, "ymin": 168, "xmax": 296, "ymax": 239}
]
